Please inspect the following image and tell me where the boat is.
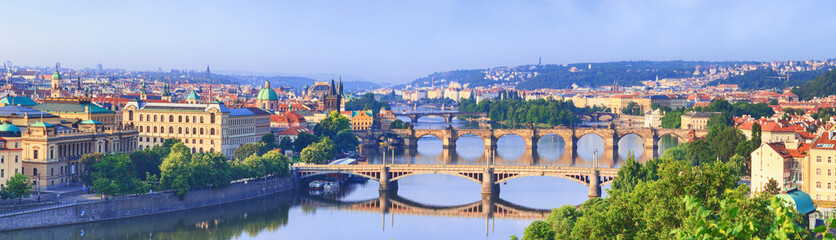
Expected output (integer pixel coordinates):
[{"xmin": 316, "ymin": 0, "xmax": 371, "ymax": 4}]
[
  {"xmin": 308, "ymin": 180, "xmax": 325, "ymax": 190},
  {"xmin": 323, "ymin": 181, "xmax": 340, "ymax": 190}
]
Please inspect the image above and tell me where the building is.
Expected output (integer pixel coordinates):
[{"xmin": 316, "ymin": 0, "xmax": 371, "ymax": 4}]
[
  {"xmin": 255, "ymin": 81, "xmax": 279, "ymax": 111},
  {"xmin": 122, "ymin": 100, "xmax": 270, "ymax": 157},
  {"xmin": 738, "ymin": 120, "xmax": 798, "ymax": 143},
  {"xmin": 32, "ymin": 97, "xmax": 119, "ymax": 128},
  {"xmin": 751, "ymin": 142, "xmax": 806, "ymax": 193},
  {"xmin": 306, "ymin": 82, "xmax": 332, "ymax": 100},
  {"xmin": 342, "ymin": 110, "xmax": 374, "ymax": 131},
  {"xmin": 322, "ymin": 79, "xmax": 343, "ymax": 113},
  {"xmin": 680, "ymin": 112, "xmax": 721, "ymax": 130},
  {"xmin": 644, "ymin": 108, "xmax": 663, "ymax": 128},
  {"xmin": 806, "ymin": 131, "xmax": 836, "ymax": 203},
  {"xmin": 0, "ymin": 96, "xmax": 38, "ymax": 107}
]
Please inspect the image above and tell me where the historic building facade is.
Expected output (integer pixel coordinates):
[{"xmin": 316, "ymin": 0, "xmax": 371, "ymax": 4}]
[{"xmin": 122, "ymin": 100, "xmax": 270, "ymax": 157}]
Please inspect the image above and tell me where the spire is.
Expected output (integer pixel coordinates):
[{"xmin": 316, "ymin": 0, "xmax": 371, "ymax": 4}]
[
  {"xmin": 330, "ymin": 79, "xmax": 337, "ymax": 95},
  {"xmin": 338, "ymin": 76, "xmax": 343, "ymax": 95}
]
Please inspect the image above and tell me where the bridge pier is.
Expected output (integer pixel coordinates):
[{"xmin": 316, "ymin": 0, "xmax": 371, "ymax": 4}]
[
  {"xmin": 380, "ymin": 167, "xmax": 399, "ymax": 192},
  {"xmin": 588, "ymin": 170, "xmax": 601, "ymax": 199},
  {"xmin": 444, "ymin": 114, "xmax": 454, "ymax": 123},
  {"xmin": 482, "ymin": 169, "xmax": 500, "ymax": 195}
]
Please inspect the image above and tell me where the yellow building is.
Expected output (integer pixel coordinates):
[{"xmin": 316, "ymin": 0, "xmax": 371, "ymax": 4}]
[
  {"xmin": 806, "ymin": 132, "xmax": 836, "ymax": 203},
  {"xmin": 680, "ymin": 112, "xmax": 721, "ymax": 130},
  {"xmin": 342, "ymin": 110, "xmax": 374, "ymax": 131},
  {"xmin": 33, "ymin": 97, "xmax": 119, "ymax": 128},
  {"xmin": 751, "ymin": 142, "xmax": 805, "ymax": 193},
  {"xmin": 122, "ymin": 100, "xmax": 271, "ymax": 157}
]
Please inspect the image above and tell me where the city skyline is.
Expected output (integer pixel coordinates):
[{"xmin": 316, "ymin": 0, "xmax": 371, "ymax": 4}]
[{"xmin": 2, "ymin": 1, "xmax": 836, "ymax": 83}]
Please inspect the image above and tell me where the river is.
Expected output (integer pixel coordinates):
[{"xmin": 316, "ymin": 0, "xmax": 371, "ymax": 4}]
[{"xmin": 0, "ymin": 115, "xmax": 678, "ymax": 239}]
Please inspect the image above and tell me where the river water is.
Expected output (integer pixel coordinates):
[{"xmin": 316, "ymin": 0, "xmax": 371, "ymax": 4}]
[{"xmin": 0, "ymin": 115, "xmax": 678, "ymax": 240}]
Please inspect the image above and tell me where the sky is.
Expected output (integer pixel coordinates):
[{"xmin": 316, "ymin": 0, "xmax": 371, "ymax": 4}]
[{"xmin": 1, "ymin": 0, "xmax": 836, "ymax": 83}]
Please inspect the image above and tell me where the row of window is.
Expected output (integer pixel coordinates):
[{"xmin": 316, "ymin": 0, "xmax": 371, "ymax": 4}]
[
  {"xmin": 139, "ymin": 137, "xmax": 214, "ymax": 145},
  {"xmin": 817, "ymin": 156, "xmax": 834, "ymax": 163},
  {"xmin": 0, "ymin": 156, "xmax": 19, "ymax": 163},
  {"xmin": 1, "ymin": 168, "xmax": 19, "ymax": 178},
  {"xmin": 139, "ymin": 126, "xmax": 217, "ymax": 135},
  {"xmin": 130, "ymin": 112, "xmax": 216, "ymax": 124}
]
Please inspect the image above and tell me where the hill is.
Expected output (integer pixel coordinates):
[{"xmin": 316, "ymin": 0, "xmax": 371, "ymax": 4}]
[
  {"xmin": 791, "ymin": 68, "xmax": 836, "ymax": 100},
  {"xmin": 402, "ymin": 61, "xmax": 756, "ymax": 89},
  {"xmin": 706, "ymin": 68, "xmax": 831, "ymax": 89}
]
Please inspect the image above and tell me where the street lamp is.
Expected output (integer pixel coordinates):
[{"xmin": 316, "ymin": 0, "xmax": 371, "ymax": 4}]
[{"xmin": 34, "ymin": 173, "xmax": 40, "ymax": 202}]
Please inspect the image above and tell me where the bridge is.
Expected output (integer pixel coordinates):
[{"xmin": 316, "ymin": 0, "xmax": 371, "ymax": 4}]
[
  {"xmin": 576, "ymin": 112, "xmax": 620, "ymax": 122},
  {"xmin": 300, "ymin": 192, "xmax": 551, "ymax": 220},
  {"xmin": 389, "ymin": 125, "xmax": 706, "ymax": 159},
  {"xmin": 293, "ymin": 163, "xmax": 618, "ymax": 199},
  {"xmin": 394, "ymin": 111, "xmax": 487, "ymax": 123}
]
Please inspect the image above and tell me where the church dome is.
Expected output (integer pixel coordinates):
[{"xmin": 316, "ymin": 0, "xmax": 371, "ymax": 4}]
[
  {"xmin": 52, "ymin": 71, "xmax": 61, "ymax": 80},
  {"xmin": 0, "ymin": 122, "xmax": 20, "ymax": 134},
  {"xmin": 257, "ymin": 81, "xmax": 279, "ymax": 101}
]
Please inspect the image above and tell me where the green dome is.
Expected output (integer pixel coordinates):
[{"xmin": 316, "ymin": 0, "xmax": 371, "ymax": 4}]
[
  {"xmin": 80, "ymin": 119, "xmax": 102, "ymax": 125},
  {"xmin": 257, "ymin": 87, "xmax": 279, "ymax": 101},
  {"xmin": 52, "ymin": 71, "xmax": 61, "ymax": 80},
  {"xmin": 186, "ymin": 91, "xmax": 201, "ymax": 100},
  {"xmin": 0, "ymin": 122, "xmax": 20, "ymax": 133}
]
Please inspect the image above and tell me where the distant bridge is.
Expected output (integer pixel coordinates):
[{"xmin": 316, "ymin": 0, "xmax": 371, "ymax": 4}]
[
  {"xmin": 294, "ymin": 163, "xmax": 618, "ymax": 198},
  {"xmin": 394, "ymin": 111, "xmax": 487, "ymax": 123},
  {"xmin": 299, "ymin": 192, "xmax": 551, "ymax": 220},
  {"xmin": 388, "ymin": 126, "xmax": 705, "ymax": 159}
]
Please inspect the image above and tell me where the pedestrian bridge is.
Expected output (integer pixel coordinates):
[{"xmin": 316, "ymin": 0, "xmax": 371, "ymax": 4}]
[{"xmin": 293, "ymin": 164, "xmax": 618, "ymax": 198}]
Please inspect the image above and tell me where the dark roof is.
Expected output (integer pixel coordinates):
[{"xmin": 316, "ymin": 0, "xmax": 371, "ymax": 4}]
[
  {"xmin": 0, "ymin": 106, "xmax": 57, "ymax": 118},
  {"xmin": 33, "ymin": 102, "xmax": 114, "ymax": 114},
  {"xmin": 246, "ymin": 107, "xmax": 272, "ymax": 115},
  {"xmin": 0, "ymin": 96, "xmax": 38, "ymax": 106}
]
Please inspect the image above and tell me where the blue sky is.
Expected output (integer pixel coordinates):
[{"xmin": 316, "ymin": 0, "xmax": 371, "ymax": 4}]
[{"xmin": 1, "ymin": 0, "xmax": 835, "ymax": 83}]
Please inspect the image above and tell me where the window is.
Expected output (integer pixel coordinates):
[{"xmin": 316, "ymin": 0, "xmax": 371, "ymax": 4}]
[
  {"xmin": 139, "ymin": 114, "xmax": 143, "ymax": 121},
  {"xmin": 210, "ymin": 128, "xmax": 215, "ymax": 135},
  {"xmin": 200, "ymin": 116, "xmax": 204, "ymax": 123},
  {"xmin": 50, "ymin": 168, "xmax": 54, "ymax": 176},
  {"xmin": 211, "ymin": 113, "xmax": 215, "ymax": 123},
  {"xmin": 33, "ymin": 168, "xmax": 38, "ymax": 177},
  {"xmin": 154, "ymin": 115, "xmax": 157, "ymax": 122},
  {"xmin": 200, "ymin": 128, "xmax": 204, "ymax": 135},
  {"xmin": 169, "ymin": 115, "xmax": 174, "ymax": 122},
  {"xmin": 146, "ymin": 126, "xmax": 150, "ymax": 132},
  {"xmin": 186, "ymin": 116, "xmax": 189, "ymax": 123},
  {"xmin": 192, "ymin": 128, "xmax": 196, "ymax": 134},
  {"xmin": 154, "ymin": 126, "xmax": 157, "ymax": 133},
  {"xmin": 33, "ymin": 150, "xmax": 38, "ymax": 159},
  {"xmin": 1, "ymin": 156, "xmax": 3, "ymax": 163},
  {"xmin": 192, "ymin": 116, "xmax": 196, "ymax": 123},
  {"xmin": 1, "ymin": 169, "xmax": 3, "ymax": 178},
  {"xmin": 129, "ymin": 110, "xmax": 133, "ymax": 121},
  {"xmin": 819, "ymin": 156, "xmax": 823, "ymax": 162},
  {"xmin": 179, "ymin": 127, "xmax": 182, "ymax": 134},
  {"xmin": 169, "ymin": 127, "xmax": 174, "ymax": 134},
  {"xmin": 15, "ymin": 156, "xmax": 18, "ymax": 163},
  {"xmin": 186, "ymin": 128, "xmax": 189, "ymax": 134},
  {"xmin": 818, "ymin": 181, "xmax": 823, "ymax": 189}
]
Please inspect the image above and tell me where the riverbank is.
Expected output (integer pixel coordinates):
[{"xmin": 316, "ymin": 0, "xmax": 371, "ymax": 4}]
[{"xmin": 0, "ymin": 176, "xmax": 295, "ymax": 231}]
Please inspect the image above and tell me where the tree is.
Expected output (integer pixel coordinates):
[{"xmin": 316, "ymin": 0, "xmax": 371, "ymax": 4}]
[
  {"xmin": 293, "ymin": 132, "xmax": 318, "ymax": 153},
  {"xmin": 234, "ymin": 142, "xmax": 266, "ymax": 161},
  {"xmin": 79, "ymin": 153, "xmax": 105, "ymax": 184},
  {"xmin": 751, "ymin": 122, "xmax": 762, "ymax": 148},
  {"xmin": 764, "ymin": 178, "xmax": 781, "ymax": 196},
  {"xmin": 734, "ymin": 140, "xmax": 754, "ymax": 159},
  {"xmin": 89, "ymin": 153, "xmax": 140, "ymax": 195},
  {"xmin": 261, "ymin": 150, "xmax": 291, "ymax": 177},
  {"xmin": 621, "ymin": 101, "xmax": 643, "ymax": 116},
  {"xmin": 260, "ymin": 133, "xmax": 276, "ymax": 150},
  {"xmin": 191, "ymin": 152, "xmax": 233, "ymax": 188},
  {"xmin": 706, "ymin": 124, "xmax": 746, "ymax": 161},
  {"xmin": 333, "ymin": 129, "xmax": 359, "ymax": 152},
  {"xmin": 522, "ymin": 220, "xmax": 555, "ymax": 240},
  {"xmin": 706, "ymin": 112, "xmax": 731, "ymax": 128},
  {"xmin": 279, "ymin": 136, "xmax": 293, "ymax": 152},
  {"xmin": 130, "ymin": 150, "xmax": 162, "ymax": 180},
  {"xmin": 389, "ymin": 119, "xmax": 407, "ymax": 129},
  {"xmin": 6, "ymin": 173, "xmax": 31, "ymax": 203},
  {"xmin": 160, "ymin": 143, "xmax": 193, "ymax": 200},
  {"xmin": 768, "ymin": 99, "xmax": 778, "ymax": 105},
  {"xmin": 243, "ymin": 154, "xmax": 268, "ymax": 178},
  {"xmin": 660, "ymin": 109, "xmax": 683, "ymax": 129},
  {"xmin": 300, "ymin": 138, "xmax": 336, "ymax": 164},
  {"xmin": 314, "ymin": 111, "xmax": 351, "ymax": 137}
]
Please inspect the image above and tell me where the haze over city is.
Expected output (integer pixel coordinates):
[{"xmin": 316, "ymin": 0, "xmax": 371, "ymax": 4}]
[{"xmin": 2, "ymin": 0, "xmax": 836, "ymax": 83}]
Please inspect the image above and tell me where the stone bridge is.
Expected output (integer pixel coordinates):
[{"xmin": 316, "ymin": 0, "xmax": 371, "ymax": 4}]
[
  {"xmin": 299, "ymin": 192, "xmax": 551, "ymax": 220},
  {"xmin": 389, "ymin": 126, "xmax": 706, "ymax": 159},
  {"xmin": 394, "ymin": 111, "xmax": 487, "ymax": 123},
  {"xmin": 293, "ymin": 164, "xmax": 619, "ymax": 199},
  {"xmin": 576, "ymin": 112, "xmax": 620, "ymax": 122}
]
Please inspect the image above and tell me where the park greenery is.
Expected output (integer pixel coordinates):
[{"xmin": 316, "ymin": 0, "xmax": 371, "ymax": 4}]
[
  {"xmin": 707, "ymin": 68, "xmax": 830, "ymax": 90},
  {"xmin": 515, "ymin": 152, "xmax": 813, "ymax": 240},
  {"xmin": 458, "ymin": 98, "xmax": 589, "ymax": 128},
  {"xmin": 620, "ymin": 102, "xmax": 643, "ymax": 116},
  {"xmin": 81, "ymin": 135, "xmax": 291, "ymax": 200},
  {"xmin": 0, "ymin": 173, "xmax": 32, "ymax": 203},
  {"xmin": 659, "ymin": 98, "xmax": 774, "ymax": 129},
  {"xmin": 388, "ymin": 119, "xmax": 410, "ymax": 129},
  {"xmin": 792, "ymin": 68, "xmax": 836, "ymax": 100}
]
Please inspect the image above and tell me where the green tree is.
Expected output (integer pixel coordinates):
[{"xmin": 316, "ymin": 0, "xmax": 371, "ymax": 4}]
[
  {"xmin": 261, "ymin": 133, "xmax": 277, "ymax": 150},
  {"xmin": 160, "ymin": 143, "xmax": 193, "ymax": 200},
  {"xmin": 751, "ymin": 122, "xmax": 762, "ymax": 148},
  {"xmin": 243, "ymin": 154, "xmax": 268, "ymax": 178},
  {"xmin": 93, "ymin": 178, "xmax": 119, "ymax": 196},
  {"xmin": 261, "ymin": 150, "xmax": 291, "ymax": 177},
  {"xmin": 764, "ymin": 178, "xmax": 781, "ymax": 196},
  {"xmin": 314, "ymin": 111, "xmax": 351, "ymax": 137},
  {"xmin": 5, "ymin": 173, "xmax": 31, "ymax": 203},
  {"xmin": 389, "ymin": 119, "xmax": 407, "ymax": 129},
  {"xmin": 706, "ymin": 124, "xmax": 746, "ymax": 161},
  {"xmin": 686, "ymin": 139, "xmax": 715, "ymax": 166},
  {"xmin": 130, "ymin": 150, "xmax": 162, "ymax": 180},
  {"xmin": 278, "ymin": 136, "xmax": 294, "ymax": 152},
  {"xmin": 660, "ymin": 109, "xmax": 683, "ymax": 129},
  {"xmin": 191, "ymin": 152, "xmax": 233, "ymax": 188},
  {"xmin": 768, "ymin": 99, "xmax": 778, "ymax": 105},
  {"xmin": 293, "ymin": 132, "xmax": 318, "ymax": 153},
  {"xmin": 300, "ymin": 138, "xmax": 336, "ymax": 164},
  {"xmin": 734, "ymin": 140, "xmax": 754, "ymax": 159},
  {"xmin": 333, "ymin": 129, "xmax": 359, "ymax": 152},
  {"xmin": 89, "ymin": 153, "xmax": 140, "ymax": 195},
  {"xmin": 234, "ymin": 142, "xmax": 267, "ymax": 161},
  {"xmin": 522, "ymin": 220, "xmax": 555, "ymax": 240}
]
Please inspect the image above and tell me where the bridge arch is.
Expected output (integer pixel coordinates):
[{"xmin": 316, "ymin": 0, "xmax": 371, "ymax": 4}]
[
  {"xmin": 494, "ymin": 172, "xmax": 589, "ymax": 186},
  {"xmin": 389, "ymin": 171, "xmax": 482, "ymax": 184},
  {"xmin": 657, "ymin": 132, "xmax": 687, "ymax": 144},
  {"xmin": 617, "ymin": 133, "xmax": 647, "ymax": 148},
  {"xmin": 298, "ymin": 171, "xmax": 381, "ymax": 183}
]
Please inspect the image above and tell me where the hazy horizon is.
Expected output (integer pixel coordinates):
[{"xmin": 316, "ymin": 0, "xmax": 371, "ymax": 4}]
[{"xmin": 2, "ymin": 1, "xmax": 835, "ymax": 83}]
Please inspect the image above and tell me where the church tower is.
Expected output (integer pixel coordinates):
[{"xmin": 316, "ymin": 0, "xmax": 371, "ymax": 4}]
[
  {"xmin": 323, "ymin": 78, "xmax": 342, "ymax": 113},
  {"xmin": 50, "ymin": 63, "xmax": 62, "ymax": 98}
]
